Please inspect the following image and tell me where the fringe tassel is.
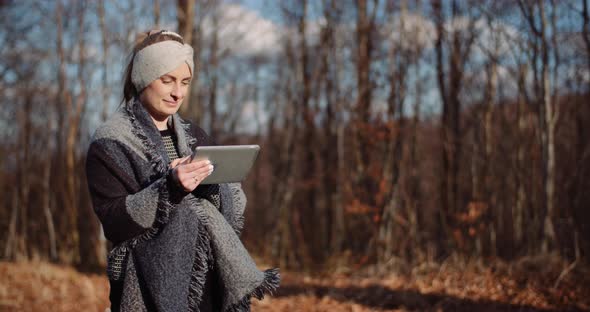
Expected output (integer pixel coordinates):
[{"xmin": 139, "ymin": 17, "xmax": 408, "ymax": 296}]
[
  {"xmin": 125, "ymin": 97, "xmax": 175, "ymax": 244},
  {"xmin": 107, "ymin": 179, "xmax": 176, "ymax": 281},
  {"xmin": 125, "ymin": 98, "xmax": 168, "ymax": 177},
  {"xmin": 187, "ymin": 214, "xmax": 212, "ymax": 312},
  {"xmin": 180, "ymin": 118, "xmax": 198, "ymax": 148},
  {"xmin": 225, "ymin": 268, "xmax": 281, "ymax": 312},
  {"xmin": 107, "ymin": 99, "xmax": 176, "ymax": 281},
  {"xmin": 230, "ymin": 185, "xmax": 245, "ymax": 234}
]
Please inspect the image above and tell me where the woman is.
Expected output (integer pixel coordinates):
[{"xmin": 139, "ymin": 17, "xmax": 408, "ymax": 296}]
[{"xmin": 86, "ymin": 30, "xmax": 279, "ymax": 312}]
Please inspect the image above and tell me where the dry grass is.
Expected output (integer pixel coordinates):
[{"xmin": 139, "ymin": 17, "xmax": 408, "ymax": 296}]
[
  {"xmin": 0, "ymin": 261, "xmax": 109, "ymax": 312},
  {"xmin": 1, "ymin": 256, "xmax": 588, "ymax": 312}
]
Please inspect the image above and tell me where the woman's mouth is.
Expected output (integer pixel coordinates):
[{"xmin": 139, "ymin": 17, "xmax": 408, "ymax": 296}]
[{"xmin": 163, "ymin": 99, "xmax": 179, "ymax": 106}]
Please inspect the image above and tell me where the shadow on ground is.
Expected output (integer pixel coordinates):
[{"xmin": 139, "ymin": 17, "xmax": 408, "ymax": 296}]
[{"xmin": 275, "ymin": 283, "xmax": 583, "ymax": 312}]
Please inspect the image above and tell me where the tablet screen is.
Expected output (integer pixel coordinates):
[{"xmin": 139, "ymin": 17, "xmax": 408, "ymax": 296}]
[{"xmin": 190, "ymin": 145, "xmax": 260, "ymax": 184}]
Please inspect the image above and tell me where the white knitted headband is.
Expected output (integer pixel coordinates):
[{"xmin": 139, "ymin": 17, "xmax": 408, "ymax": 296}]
[{"xmin": 131, "ymin": 39, "xmax": 194, "ymax": 92}]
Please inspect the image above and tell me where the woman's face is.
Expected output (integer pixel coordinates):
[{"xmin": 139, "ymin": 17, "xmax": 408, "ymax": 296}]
[{"xmin": 139, "ymin": 62, "xmax": 192, "ymax": 122}]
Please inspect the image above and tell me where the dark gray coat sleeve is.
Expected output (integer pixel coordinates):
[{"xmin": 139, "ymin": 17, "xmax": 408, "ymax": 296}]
[{"xmin": 86, "ymin": 140, "xmax": 184, "ymax": 244}]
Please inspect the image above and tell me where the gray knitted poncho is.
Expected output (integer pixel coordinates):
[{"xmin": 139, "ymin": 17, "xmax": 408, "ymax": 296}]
[{"xmin": 86, "ymin": 98, "xmax": 279, "ymax": 311}]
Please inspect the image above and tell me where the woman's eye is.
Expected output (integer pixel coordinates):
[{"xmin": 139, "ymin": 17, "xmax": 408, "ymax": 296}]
[
  {"xmin": 182, "ymin": 81, "xmax": 190, "ymax": 86},
  {"xmin": 161, "ymin": 79, "xmax": 172, "ymax": 84}
]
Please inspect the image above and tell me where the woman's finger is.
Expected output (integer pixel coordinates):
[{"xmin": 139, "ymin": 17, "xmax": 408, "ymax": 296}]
[
  {"xmin": 196, "ymin": 163, "xmax": 214, "ymax": 176},
  {"xmin": 179, "ymin": 159, "xmax": 210, "ymax": 173},
  {"xmin": 173, "ymin": 159, "xmax": 214, "ymax": 192},
  {"xmin": 178, "ymin": 173, "xmax": 200, "ymax": 192},
  {"xmin": 179, "ymin": 156, "xmax": 191, "ymax": 165},
  {"xmin": 170, "ymin": 156, "xmax": 190, "ymax": 168},
  {"xmin": 178, "ymin": 163, "xmax": 212, "ymax": 182},
  {"xmin": 182, "ymin": 171, "xmax": 212, "ymax": 192},
  {"xmin": 170, "ymin": 158, "xmax": 182, "ymax": 168},
  {"xmin": 177, "ymin": 161, "xmax": 210, "ymax": 177},
  {"xmin": 194, "ymin": 166, "xmax": 213, "ymax": 180}
]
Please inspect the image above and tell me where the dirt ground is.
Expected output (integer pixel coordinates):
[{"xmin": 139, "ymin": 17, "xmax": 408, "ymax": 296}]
[{"xmin": 0, "ymin": 258, "xmax": 588, "ymax": 312}]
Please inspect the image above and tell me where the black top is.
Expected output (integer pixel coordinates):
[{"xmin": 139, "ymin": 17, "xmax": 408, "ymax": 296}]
[{"xmin": 160, "ymin": 128, "xmax": 180, "ymax": 162}]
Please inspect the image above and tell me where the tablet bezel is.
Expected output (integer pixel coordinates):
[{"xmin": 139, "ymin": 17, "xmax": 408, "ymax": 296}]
[{"xmin": 190, "ymin": 145, "xmax": 260, "ymax": 184}]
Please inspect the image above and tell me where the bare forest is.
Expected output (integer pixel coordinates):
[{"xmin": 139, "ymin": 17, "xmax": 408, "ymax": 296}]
[{"xmin": 1, "ymin": 0, "xmax": 589, "ymax": 311}]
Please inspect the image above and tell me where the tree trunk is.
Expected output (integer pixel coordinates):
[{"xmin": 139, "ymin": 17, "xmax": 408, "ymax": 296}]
[
  {"xmin": 433, "ymin": 0, "xmax": 451, "ymax": 256},
  {"xmin": 55, "ymin": 0, "xmax": 66, "ymax": 159},
  {"xmin": 98, "ymin": 0, "xmax": 110, "ymax": 121},
  {"xmin": 72, "ymin": 0, "xmax": 104, "ymax": 270},
  {"xmin": 190, "ymin": 17, "xmax": 203, "ymax": 125},
  {"xmin": 177, "ymin": 0, "xmax": 194, "ymax": 44},
  {"xmin": 4, "ymin": 192, "xmax": 19, "ymax": 259},
  {"xmin": 43, "ymin": 118, "xmax": 58, "ymax": 262},
  {"xmin": 539, "ymin": 2, "xmax": 557, "ymax": 253},
  {"xmin": 377, "ymin": 0, "xmax": 409, "ymax": 264},
  {"xmin": 515, "ymin": 64, "xmax": 528, "ymax": 253},
  {"xmin": 208, "ymin": 11, "xmax": 219, "ymax": 138},
  {"xmin": 331, "ymin": 45, "xmax": 347, "ymax": 258},
  {"xmin": 296, "ymin": 0, "xmax": 321, "ymax": 265},
  {"xmin": 14, "ymin": 92, "xmax": 34, "ymax": 260},
  {"xmin": 154, "ymin": 0, "xmax": 160, "ymax": 27},
  {"xmin": 433, "ymin": 0, "xmax": 476, "ymax": 255},
  {"xmin": 575, "ymin": 0, "xmax": 590, "ymax": 262},
  {"xmin": 409, "ymin": 56, "xmax": 423, "ymax": 261},
  {"xmin": 177, "ymin": 0, "xmax": 195, "ymax": 113},
  {"xmin": 271, "ymin": 33, "xmax": 310, "ymax": 269},
  {"xmin": 65, "ymin": 0, "xmax": 87, "ymax": 265},
  {"xmin": 582, "ymin": 0, "xmax": 590, "ymax": 78},
  {"xmin": 353, "ymin": 0, "xmax": 374, "ymax": 179},
  {"xmin": 319, "ymin": 0, "xmax": 342, "ymax": 260}
]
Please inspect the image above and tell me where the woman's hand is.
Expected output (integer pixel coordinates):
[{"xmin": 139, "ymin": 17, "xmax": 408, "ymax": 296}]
[{"xmin": 170, "ymin": 156, "xmax": 214, "ymax": 192}]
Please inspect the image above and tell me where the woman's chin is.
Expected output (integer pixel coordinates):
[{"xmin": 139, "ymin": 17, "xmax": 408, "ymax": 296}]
[{"xmin": 161, "ymin": 103, "xmax": 182, "ymax": 114}]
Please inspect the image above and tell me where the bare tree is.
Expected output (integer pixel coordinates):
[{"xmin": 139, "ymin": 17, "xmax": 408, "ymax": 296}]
[
  {"xmin": 574, "ymin": 0, "xmax": 590, "ymax": 261},
  {"xmin": 518, "ymin": 0, "xmax": 559, "ymax": 253},
  {"xmin": 2, "ymin": 0, "xmax": 590, "ymax": 271},
  {"xmin": 177, "ymin": 0, "xmax": 195, "ymax": 113},
  {"xmin": 98, "ymin": 0, "xmax": 110, "ymax": 121},
  {"xmin": 207, "ymin": 8, "xmax": 220, "ymax": 138},
  {"xmin": 377, "ymin": 0, "xmax": 411, "ymax": 264},
  {"xmin": 433, "ymin": 0, "xmax": 478, "ymax": 254},
  {"xmin": 64, "ymin": 0, "xmax": 87, "ymax": 265},
  {"xmin": 515, "ymin": 63, "xmax": 529, "ymax": 253},
  {"xmin": 6, "ymin": 85, "xmax": 34, "ymax": 260},
  {"xmin": 154, "ymin": 0, "xmax": 161, "ymax": 27},
  {"xmin": 54, "ymin": 0, "xmax": 75, "ymax": 262},
  {"xmin": 177, "ymin": 0, "xmax": 195, "ymax": 45},
  {"xmin": 582, "ymin": 0, "xmax": 590, "ymax": 76},
  {"xmin": 318, "ymin": 0, "xmax": 345, "ymax": 262},
  {"xmin": 353, "ymin": 0, "xmax": 378, "ymax": 177},
  {"xmin": 270, "ymin": 43, "xmax": 301, "ymax": 268}
]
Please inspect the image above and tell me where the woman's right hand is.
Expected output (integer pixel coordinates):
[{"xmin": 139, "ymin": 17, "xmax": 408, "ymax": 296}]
[{"xmin": 170, "ymin": 156, "xmax": 214, "ymax": 192}]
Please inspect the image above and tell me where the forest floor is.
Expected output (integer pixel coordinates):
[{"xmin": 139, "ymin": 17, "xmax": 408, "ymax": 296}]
[{"xmin": 0, "ymin": 256, "xmax": 588, "ymax": 312}]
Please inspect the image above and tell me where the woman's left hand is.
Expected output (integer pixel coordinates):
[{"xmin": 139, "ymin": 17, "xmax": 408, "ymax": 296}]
[{"xmin": 170, "ymin": 156, "xmax": 213, "ymax": 192}]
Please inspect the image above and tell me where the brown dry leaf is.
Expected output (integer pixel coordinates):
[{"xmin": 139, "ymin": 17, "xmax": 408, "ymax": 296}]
[{"xmin": 1, "ymin": 258, "xmax": 589, "ymax": 312}]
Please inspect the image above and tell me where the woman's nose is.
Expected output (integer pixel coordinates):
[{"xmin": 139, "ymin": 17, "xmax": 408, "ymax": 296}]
[{"xmin": 170, "ymin": 82, "xmax": 183, "ymax": 99}]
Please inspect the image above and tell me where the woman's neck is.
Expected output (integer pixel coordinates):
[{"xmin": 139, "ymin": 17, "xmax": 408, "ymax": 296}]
[
  {"xmin": 151, "ymin": 116, "xmax": 169, "ymax": 130},
  {"xmin": 139, "ymin": 101, "xmax": 170, "ymax": 130}
]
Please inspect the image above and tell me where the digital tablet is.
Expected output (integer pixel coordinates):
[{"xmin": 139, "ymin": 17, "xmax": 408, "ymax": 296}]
[{"xmin": 190, "ymin": 145, "xmax": 260, "ymax": 184}]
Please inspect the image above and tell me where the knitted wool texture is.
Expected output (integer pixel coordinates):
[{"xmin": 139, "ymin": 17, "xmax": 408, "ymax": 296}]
[
  {"xmin": 86, "ymin": 99, "xmax": 279, "ymax": 311},
  {"xmin": 131, "ymin": 40, "xmax": 195, "ymax": 92}
]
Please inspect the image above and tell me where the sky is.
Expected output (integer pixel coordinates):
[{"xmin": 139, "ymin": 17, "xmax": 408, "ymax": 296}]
[{"xmin": 2, "ymin": 0, "xmax": 588, "ymax": 140}]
